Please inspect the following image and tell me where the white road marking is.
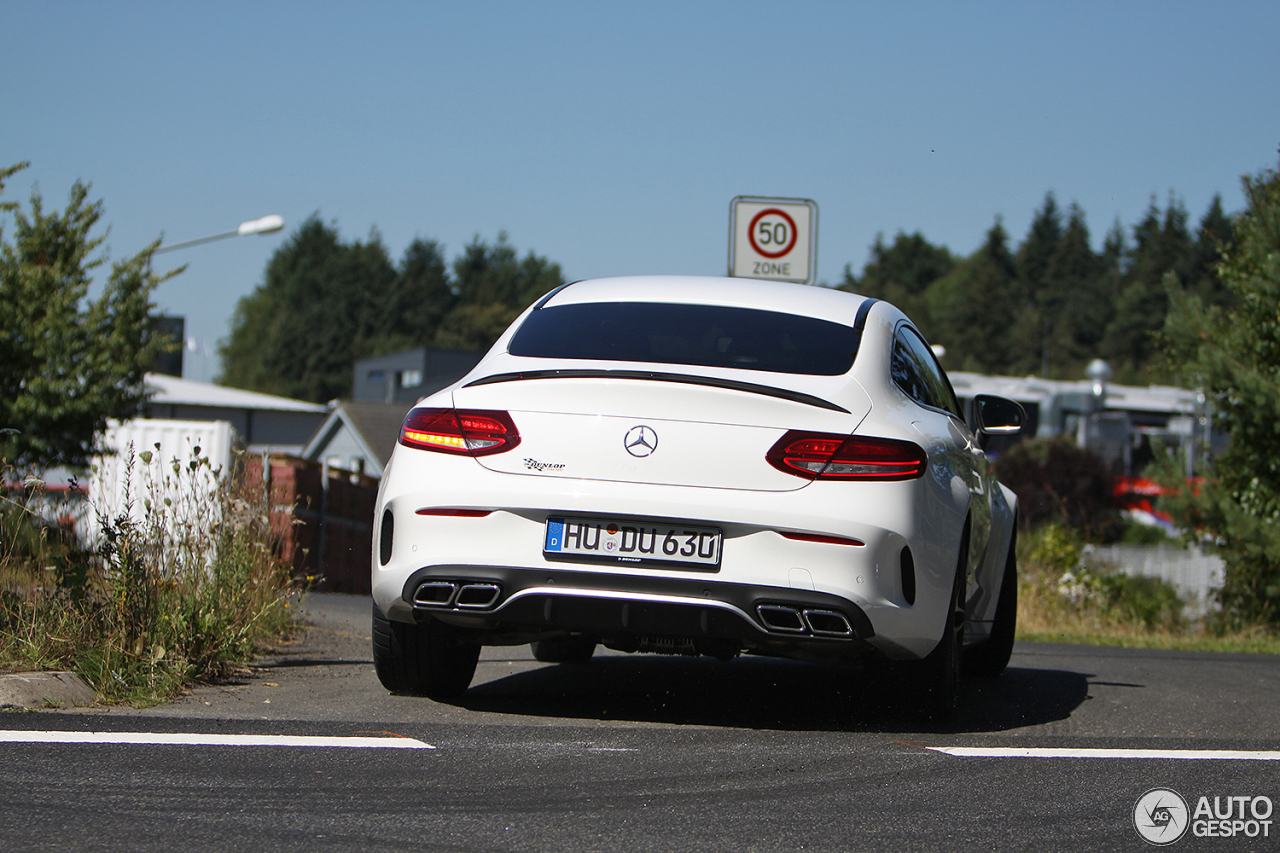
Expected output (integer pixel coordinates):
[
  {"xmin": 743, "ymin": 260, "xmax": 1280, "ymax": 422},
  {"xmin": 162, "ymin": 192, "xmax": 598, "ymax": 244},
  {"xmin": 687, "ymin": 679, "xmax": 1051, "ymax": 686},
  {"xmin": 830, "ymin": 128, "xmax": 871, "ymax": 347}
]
[
  {"xmin": 0, "ymin": 730, "xmax": 433, "ymax": 749},
  {"xmin": 587, "ymin": 747, "xmax": 639, "ymax": 752},
  {"xmin": 929, "ymin": 746, "xmax": 1280, "ymax": 761}
]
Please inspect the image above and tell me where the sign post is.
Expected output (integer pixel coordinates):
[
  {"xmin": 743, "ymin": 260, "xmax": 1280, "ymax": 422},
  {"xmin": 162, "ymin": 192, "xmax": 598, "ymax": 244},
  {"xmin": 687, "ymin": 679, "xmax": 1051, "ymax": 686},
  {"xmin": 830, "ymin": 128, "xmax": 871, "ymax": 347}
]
[{"xmin": 728, "ymin": 197, "xmax": 817, "ymax": 285}]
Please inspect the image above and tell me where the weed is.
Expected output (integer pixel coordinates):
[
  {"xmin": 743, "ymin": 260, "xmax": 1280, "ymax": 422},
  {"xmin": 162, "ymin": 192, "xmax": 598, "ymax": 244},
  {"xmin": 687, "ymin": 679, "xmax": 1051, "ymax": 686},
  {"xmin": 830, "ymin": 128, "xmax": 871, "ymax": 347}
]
[
  {"xmin": 0, "ymin": 445, "xmax": 303, "ymax": 704},
  {"xmin": 1015, "ymin": 523, "xmax": 1280, "ymax": 653}
]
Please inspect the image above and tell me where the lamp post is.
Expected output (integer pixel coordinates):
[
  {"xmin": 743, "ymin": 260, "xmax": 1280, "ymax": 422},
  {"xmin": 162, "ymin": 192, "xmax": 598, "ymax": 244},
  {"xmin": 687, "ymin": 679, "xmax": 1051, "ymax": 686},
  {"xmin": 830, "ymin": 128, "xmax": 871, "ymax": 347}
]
[
  {"xmin": 151, "ymin": 214, "xmax": 285, "ymax": 381},
  {"xmin": 154, "ymin": 214, "xmax": 285, "ymax": 254}
]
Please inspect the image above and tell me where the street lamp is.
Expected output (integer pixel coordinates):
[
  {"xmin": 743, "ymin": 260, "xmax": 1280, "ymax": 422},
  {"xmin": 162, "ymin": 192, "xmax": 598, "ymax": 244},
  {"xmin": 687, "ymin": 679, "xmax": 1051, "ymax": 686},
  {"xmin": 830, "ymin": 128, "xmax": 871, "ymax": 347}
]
[
  {"xmin": 154, "ymin": 214, "xmax": 285, "ymax": 254},
  {"xmin": 150, "ymin": 214, "xmax": 285, "ymax": 381}
]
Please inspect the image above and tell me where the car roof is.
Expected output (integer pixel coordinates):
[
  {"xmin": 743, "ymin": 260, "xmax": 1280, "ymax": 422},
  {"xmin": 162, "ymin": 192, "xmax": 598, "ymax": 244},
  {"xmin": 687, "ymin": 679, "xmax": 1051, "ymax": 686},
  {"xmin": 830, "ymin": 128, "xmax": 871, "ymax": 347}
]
[{"xmin": 541, "ymin": 275, "xmax": 874, "ymax": 324}]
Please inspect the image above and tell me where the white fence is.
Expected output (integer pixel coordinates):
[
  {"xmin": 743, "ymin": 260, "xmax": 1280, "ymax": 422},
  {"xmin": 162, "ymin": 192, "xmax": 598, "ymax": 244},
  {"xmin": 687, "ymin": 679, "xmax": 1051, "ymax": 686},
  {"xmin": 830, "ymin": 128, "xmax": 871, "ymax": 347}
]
[
  {"xmin": 1083, "ymin": 543, "xmax": 1225, "ymax": 617},
  {"xmin": 83, "ymin": 419, "xmax": 234, "ymax": 564}
]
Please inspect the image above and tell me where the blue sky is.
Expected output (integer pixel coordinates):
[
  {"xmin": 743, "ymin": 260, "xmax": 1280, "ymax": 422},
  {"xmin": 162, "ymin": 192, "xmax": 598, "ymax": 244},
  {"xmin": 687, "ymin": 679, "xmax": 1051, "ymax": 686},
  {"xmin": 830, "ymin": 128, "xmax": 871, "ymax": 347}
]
[{"xmin": 4, "ymin": 1, "xmax": 1277, "ymax": 382}]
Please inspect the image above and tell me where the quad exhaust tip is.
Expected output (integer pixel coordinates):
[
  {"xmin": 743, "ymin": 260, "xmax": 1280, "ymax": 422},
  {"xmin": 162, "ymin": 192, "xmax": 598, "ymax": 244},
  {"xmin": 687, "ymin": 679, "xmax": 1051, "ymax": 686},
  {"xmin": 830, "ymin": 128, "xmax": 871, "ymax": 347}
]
[
  {"xmin": 413, "ymin": 581, "xmax": 458, "ymax": 607},
  {"xmin": 756, "ymin": 604, "xmax": 807, "ymax": 633},
  {"xmin": 803, "ymin": 609, "xmax": 854, "ymax": 637},
  {"xmin": 455, "ymin": 583, "xmax": 501, "ymax": 609},
  {"xmin": 756, "ymin": 604, "xmax": 854, "ymax": 638},
  {"xmin": 412, "ymin": 580, "xmax": 502, "ymax": 610}
]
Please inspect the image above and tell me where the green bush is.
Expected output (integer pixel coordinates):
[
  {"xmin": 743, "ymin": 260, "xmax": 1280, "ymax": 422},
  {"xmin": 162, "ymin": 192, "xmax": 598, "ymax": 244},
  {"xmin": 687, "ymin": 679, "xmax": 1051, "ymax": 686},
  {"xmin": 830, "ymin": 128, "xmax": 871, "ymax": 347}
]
[
  {"xmin": 995, "ymin": 438, "xmax": 1123, "ymax": 541},
  {"xmin": 1018, "ymin": 523, "xmax": 1185, "ymax": 634},
  {"xmin": 1117, "ymin": 518, "xmax": 1177, "ymax": 546},
  {"xmin": 1096, "ymin": 573, "xmax": 1184, "ymax": 629}
]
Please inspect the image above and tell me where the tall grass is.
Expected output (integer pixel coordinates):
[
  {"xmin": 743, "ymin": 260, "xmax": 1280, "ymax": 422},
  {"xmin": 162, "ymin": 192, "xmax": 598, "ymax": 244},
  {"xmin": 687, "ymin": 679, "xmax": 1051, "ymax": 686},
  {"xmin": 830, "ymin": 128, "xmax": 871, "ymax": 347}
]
[
  {"xmin": 1, "ymin": 445, "xmax": 302, "ymax": 704},
  {"xmin": 1015, "ymin": 524, "xmax": 1280, "ymax": 654}
]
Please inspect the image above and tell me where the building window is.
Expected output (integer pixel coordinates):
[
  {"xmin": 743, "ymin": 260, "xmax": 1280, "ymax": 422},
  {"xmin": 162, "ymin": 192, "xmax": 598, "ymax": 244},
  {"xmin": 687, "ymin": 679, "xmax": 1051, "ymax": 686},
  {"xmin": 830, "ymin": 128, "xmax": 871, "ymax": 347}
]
[{"xmin": 398, "ymin": 369, "xmax": 422, "ymax": 388}]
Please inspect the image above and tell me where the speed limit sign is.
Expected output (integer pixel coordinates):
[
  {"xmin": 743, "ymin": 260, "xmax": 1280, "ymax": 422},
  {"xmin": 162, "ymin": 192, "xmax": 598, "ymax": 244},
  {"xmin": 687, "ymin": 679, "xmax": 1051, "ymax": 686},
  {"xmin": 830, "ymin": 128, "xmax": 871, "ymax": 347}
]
[{"xmin": 729, "ymin": 197, "xmax": 817, "ymax": 284}]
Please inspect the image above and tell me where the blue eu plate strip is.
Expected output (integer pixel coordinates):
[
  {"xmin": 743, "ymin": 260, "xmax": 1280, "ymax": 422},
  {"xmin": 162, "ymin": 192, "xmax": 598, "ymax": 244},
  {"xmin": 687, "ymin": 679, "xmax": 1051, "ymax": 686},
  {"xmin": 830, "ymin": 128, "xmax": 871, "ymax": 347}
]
[{"xmin": 545, "ymin": 518, "xmax": 564, "ymax": 551}]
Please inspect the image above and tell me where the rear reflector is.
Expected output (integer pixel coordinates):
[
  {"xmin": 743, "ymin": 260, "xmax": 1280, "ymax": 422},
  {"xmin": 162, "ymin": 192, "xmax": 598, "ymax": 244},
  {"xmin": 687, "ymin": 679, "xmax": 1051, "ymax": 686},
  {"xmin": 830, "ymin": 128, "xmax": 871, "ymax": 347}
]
[
  {"xmin": 780, "ymin": 531, "xmax": 866, "ymax": 547},
  {"xmin": 399, "ymin": 408, "xmax": 521, "ymax": 456},
  {"xmin": 415, "ymin": 508, "xmax": 493, "ymax": 517},
  {"xmin": 766, "ymin": 431, "xmax": 927, "ymax": 481}
]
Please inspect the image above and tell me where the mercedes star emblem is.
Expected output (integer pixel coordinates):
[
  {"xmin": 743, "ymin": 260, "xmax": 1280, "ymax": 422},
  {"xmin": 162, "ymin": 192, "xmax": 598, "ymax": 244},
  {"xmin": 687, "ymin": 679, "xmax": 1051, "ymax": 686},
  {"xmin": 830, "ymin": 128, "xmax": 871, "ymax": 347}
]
[{"xmin": 624, "ymin": 425, "xmax": 658, "ymax": 458}]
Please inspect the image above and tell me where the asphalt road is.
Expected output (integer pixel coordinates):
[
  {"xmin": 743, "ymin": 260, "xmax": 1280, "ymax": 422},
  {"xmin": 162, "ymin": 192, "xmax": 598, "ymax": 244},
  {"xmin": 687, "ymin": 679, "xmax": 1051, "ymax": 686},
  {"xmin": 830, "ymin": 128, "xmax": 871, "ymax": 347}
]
[{"xmin": 2, "ymin": 593, "xmax": 1278, "ymax": 852}]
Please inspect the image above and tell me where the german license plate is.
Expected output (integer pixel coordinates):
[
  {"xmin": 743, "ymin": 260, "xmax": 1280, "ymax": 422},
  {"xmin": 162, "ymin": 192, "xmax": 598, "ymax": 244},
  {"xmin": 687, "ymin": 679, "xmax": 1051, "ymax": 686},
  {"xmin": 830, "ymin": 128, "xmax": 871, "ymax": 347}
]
[{"xmin": 544, "ymin": 516, "xmax": 722, "ymax": 569}]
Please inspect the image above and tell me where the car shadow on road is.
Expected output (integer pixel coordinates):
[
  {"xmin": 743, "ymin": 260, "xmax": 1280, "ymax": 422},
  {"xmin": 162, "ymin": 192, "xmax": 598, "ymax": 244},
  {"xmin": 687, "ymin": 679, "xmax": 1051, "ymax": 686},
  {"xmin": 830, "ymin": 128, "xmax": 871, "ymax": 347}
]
[{"xmin": 457, "ymin": 654, "xmax": 1089, "ymax": 734}]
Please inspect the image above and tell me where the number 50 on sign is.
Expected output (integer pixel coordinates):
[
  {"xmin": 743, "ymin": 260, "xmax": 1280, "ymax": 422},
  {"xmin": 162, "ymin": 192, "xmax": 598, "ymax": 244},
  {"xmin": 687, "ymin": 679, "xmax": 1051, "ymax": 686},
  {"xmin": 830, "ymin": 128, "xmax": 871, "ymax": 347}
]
[{"xmin": 728, "ymin": 197, "xmax": 817, "ymax": 285}]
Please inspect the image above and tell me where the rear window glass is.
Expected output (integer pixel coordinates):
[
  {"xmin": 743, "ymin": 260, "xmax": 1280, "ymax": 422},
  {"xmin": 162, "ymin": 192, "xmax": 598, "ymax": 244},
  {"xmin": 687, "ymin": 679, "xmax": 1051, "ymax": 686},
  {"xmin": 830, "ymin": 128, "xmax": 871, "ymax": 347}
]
[{"xmin": 508, "ymin": 302, "xmax": 859, "ymax": 375}]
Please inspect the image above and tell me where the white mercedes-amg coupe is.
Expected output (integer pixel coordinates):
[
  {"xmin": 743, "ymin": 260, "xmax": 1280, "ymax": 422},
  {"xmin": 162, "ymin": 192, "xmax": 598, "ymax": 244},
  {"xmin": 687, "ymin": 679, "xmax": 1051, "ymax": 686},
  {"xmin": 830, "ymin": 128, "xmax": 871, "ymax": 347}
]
[{"xmin": 371, "ymin": 275, "xmax": 1024, "ymax": 717}]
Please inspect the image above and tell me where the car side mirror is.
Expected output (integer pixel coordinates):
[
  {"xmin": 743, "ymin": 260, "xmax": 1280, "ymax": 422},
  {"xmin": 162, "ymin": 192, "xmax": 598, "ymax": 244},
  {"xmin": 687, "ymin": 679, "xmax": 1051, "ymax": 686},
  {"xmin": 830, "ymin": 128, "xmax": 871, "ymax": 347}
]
[{"xmin": 971, "ymin": 395, "xmax": 1025, "ymax": 435}]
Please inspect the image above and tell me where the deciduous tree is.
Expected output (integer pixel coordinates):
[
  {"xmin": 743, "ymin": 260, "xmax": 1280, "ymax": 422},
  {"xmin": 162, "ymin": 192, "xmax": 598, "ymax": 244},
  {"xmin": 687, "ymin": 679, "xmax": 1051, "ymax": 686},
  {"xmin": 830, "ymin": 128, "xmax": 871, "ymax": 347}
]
[
  {"xmin": 433, "ymin": 234, "xmax": 564, "ymax": 351},
  {"xmin": 219, "ymin": 221, "xmax": 563, "ymax": 401},
  {"xmin": 0, "ymin": 162, "xmax": 174, "ymax": 472},
  {"xmin": 1161, "ymin": 155, "xmax": 1280, "ymax": 625},
  {"xmin": 219, "ymin": 217, "xmax": 399, "ymax": 402}
]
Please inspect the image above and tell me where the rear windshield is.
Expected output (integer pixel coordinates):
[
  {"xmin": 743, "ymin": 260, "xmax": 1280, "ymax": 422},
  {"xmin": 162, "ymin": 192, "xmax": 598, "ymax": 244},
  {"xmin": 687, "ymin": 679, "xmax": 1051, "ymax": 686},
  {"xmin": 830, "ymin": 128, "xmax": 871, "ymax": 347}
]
[{"xmin": 508, "ymin": 302, "xmax": 859, "ymax": 376}]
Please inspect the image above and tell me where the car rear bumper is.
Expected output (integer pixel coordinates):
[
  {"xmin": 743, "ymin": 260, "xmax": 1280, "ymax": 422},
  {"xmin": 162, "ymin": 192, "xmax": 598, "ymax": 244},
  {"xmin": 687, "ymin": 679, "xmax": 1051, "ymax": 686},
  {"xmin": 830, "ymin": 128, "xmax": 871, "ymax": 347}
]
[
  {"xmin": 386, "ymin": 563, "xmax": 877, "ymax": 661},
  {"xmin": 371, "ymin": 453, "xmax": 968, "ymax": 661}
]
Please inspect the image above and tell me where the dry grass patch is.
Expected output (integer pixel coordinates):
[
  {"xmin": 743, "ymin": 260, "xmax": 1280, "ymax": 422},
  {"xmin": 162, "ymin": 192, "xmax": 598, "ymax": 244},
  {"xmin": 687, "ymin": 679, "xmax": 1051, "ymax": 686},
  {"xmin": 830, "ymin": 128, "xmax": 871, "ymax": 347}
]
[{"xmin": 1015, "ymin": 525, "xmax": 1280, "ymax": 655}]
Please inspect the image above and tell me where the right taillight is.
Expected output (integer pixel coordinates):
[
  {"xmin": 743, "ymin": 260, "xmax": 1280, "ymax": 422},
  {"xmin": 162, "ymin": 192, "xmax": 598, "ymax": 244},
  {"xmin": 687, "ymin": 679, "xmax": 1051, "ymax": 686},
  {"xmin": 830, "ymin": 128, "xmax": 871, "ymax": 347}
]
[
  {"xmin": 399, "ymin": 408, "xmax": 521, "ymax": 456},
  {"xmin": 766, "ymin": 431, "xmax": 927, "ymax": 481}
]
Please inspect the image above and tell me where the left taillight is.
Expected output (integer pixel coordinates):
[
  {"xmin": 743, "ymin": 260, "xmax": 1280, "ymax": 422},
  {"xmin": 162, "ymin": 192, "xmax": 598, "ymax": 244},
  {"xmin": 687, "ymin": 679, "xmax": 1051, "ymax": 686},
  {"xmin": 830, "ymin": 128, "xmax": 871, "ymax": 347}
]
[
  {"xmin": 399, "ymin": 408, "xmax": 521, "ymax": 456},
  {"xmin": 766, "ymin": 431, "xmax": 927, "ymax": 481}
]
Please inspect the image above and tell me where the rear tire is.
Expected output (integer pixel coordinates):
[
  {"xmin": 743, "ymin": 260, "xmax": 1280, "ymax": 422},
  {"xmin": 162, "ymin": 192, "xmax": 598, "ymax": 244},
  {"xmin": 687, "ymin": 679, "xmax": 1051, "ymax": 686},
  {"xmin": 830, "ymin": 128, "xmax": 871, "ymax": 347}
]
[
  {"xmin": 965, "ymin": 533, "xmax": 1017, "ymax": 679},
  {"xmin": 531, "ymin": 636, "xmax": 597, "ymax": 663},
  {"xmin": 372, "ymin": 606, "xmax": 480, "ymax": 699}
]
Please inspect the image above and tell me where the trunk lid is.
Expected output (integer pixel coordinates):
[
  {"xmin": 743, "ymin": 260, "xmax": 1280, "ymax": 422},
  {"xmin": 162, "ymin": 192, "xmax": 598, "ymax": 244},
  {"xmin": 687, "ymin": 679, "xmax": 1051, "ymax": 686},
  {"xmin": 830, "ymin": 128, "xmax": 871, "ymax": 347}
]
[{"xmin": 449, "ymin": 372, "xmax": 871, "ymax": 492}]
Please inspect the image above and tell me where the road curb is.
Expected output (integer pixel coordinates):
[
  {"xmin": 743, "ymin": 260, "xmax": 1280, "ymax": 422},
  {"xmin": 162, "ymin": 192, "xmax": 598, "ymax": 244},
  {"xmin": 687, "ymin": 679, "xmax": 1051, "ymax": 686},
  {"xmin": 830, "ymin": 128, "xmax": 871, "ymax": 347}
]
[{"xmin": 0, "ymin": 672, "xmax": 97, "ymax": 710}]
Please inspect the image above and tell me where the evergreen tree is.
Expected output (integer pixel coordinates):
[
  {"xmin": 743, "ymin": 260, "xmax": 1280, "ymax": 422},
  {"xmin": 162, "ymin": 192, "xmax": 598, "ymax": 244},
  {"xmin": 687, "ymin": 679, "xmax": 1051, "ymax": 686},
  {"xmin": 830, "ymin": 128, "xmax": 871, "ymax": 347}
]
[
  {"xmin": 1189, "ymin": 194, "xmax": 1235, "ymax": 308},
  {"xmin": 1013, "ymin": 193, "xmax": 1064, "ymax": 374},
  {"xmin": 1093, "ymin": 218, "xmax": 1129, "ymax": 360},
  {"xmin": 1099, "ymin": 218, "xmax": 1129, "ymax": 284},
  {"xmin": 1043, "ymin": 204, "xmax": 1109, "ymax": 375},
  {"xmin": 1015, "ymin": 193, "xmax": 1064, "ymax": 300},
  {"xmin": 837, "ymin": 188, "xmax": 1234, "ymax": 383},
  {"xmin": 1102, "ymin": 196, "xmax": 1194, "ymax": 379},
  {"xmin": 838, "ymin": 231, "xmax": 953, "ymax": 338},
  {"xmin": 932, "ymin": 219, "xmax": 1017, "ymax": 373}
]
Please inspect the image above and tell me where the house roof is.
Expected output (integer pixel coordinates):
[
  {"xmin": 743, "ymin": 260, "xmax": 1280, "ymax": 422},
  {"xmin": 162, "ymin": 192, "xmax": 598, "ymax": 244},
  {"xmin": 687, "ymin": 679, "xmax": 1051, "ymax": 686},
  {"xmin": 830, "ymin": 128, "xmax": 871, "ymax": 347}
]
[
  {"xmin": 143, "ymin": 374, "xmax": 329, "ymax": 413},
  {"xmin": 303, "ymin": 400, "xmax": 411, "ymax": 474}
]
